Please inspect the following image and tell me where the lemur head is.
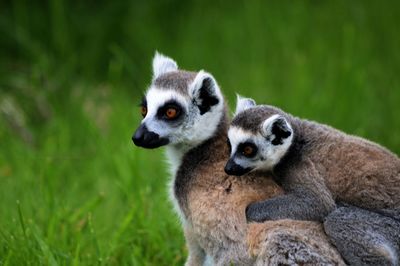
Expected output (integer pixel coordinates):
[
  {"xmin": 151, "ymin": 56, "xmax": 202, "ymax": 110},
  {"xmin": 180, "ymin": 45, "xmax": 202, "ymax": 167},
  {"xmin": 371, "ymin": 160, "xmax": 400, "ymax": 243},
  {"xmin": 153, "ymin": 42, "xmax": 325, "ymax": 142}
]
[
  {"xmin": 132, "ymin": 52, "xmax": 224, "ymax": 149},
  {"xmin": 224, "ymin": 96, "xmax": 294, "ymax": 176}
]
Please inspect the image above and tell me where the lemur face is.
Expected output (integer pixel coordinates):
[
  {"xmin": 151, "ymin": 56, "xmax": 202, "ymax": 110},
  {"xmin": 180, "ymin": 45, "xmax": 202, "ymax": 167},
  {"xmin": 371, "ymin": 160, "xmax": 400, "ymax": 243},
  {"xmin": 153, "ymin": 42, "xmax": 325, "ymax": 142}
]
[
  {"xmin": 224, "ymin": 97, "xmax": 293, "ymax": 176},
  {"xmin": 132, "ymin": 53, "xmax": 224, "ymax": 149}
]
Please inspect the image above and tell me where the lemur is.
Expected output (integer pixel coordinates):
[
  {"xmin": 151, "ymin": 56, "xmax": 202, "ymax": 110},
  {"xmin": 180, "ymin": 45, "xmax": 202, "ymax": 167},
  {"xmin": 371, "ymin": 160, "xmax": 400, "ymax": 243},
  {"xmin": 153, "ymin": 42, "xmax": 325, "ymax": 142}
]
[
  {"xmin": 225, "ymin": 97, "xmax": 400, "ymax": 265},
  {"xmin": 132, "ymin": 53, "xmax": 345, "ymax": 265}
]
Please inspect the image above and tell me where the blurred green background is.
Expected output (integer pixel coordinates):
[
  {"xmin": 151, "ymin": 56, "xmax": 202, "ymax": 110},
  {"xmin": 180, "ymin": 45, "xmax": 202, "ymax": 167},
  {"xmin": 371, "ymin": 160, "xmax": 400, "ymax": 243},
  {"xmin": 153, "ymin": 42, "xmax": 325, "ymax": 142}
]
[{"xmin": 1, "ymin": 0, "xmax": 399, "ymax": 265}]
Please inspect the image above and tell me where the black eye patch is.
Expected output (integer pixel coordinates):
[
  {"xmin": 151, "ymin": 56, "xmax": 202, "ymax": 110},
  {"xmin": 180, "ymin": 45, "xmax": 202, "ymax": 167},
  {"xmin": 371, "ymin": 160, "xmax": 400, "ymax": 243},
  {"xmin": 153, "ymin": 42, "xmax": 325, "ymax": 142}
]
[
  {"xmin": 156, "ymin": 100, "xmax": 184, "ymax": 121},
  {"xmin": 226, "ymin": 138, "xmax": 232, "ymax": 154},
  {"xmin": 138, "ymin": 97, "xmax": 148, "ymax": 118},
  {"xmin": 139, "ymin": 97, "xmax": 147, "ymax": 108},
  {"xmin": 237, "ymin": 142, "xmax": 258, "ymax": 158}
]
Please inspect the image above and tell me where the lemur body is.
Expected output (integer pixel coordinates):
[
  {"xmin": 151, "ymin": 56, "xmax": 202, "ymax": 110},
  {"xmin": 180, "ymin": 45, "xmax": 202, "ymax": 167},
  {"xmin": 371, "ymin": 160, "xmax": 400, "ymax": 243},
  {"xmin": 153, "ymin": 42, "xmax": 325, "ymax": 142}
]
[
  {"xmin": 132, "ymin": 53, "xmax": 344, "ymax": 265},
  {"xmin": 226, "ymin": 98, "xmax": 400, "ymax": 265}
]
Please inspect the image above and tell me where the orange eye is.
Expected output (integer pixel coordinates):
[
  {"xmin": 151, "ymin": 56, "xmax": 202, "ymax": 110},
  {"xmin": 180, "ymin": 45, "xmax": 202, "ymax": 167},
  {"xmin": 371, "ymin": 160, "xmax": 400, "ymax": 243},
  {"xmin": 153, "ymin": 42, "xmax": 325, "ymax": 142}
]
[
  {"xmin": 243, "ymin": 145, "xmax": 254, "ymax": 156},
  {"xmin": 240, "ymin": 143, "xmax": 257, "ymax": 157},
  {"xmin": 165, "ymin": 108, "xmax": 178, "ymax": 119},
  {"xmin": 140, "ymin": 106, "xmax": 147, "ymax": 117}
]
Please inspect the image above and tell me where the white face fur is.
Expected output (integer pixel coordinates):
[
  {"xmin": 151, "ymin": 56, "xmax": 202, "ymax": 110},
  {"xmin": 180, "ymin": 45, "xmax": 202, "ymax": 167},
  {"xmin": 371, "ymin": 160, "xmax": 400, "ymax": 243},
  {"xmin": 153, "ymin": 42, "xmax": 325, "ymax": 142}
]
[
  {"xmin": 135, "ymin": 52, "xmax": 224, "ymax": 150},
  {"xmin": 226, "ymin": 97, "xmax": 294, "ymax": 174}
]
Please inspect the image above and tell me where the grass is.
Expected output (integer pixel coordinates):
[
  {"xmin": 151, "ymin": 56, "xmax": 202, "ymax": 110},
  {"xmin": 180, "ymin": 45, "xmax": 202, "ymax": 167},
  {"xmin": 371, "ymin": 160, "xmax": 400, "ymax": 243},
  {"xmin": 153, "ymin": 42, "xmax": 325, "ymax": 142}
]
[
  {"xmin": 1, "ymin": 0, "xmax": 400, "ymax": 265},
  {"xmin": 0, "ymin": 86, "xmax": 185, "ymax": 265}
]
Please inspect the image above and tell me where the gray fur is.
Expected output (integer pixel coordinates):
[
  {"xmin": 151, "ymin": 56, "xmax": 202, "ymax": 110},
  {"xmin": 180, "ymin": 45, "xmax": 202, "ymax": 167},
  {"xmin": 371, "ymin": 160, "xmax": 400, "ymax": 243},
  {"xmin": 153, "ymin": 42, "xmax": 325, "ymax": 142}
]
[
  {"xmin": 231, "ymin": 105, "xmax": 286, "ymax": 133},
  {"xmin": 134, "ymin": 54, "xmax": 346, "ymax": 265},
  {"xmin": 154, "ymin": 71, "xmax": 196, "ymax": 95},
  {"xmin": 244, "ymin": 157, "xmax": 337, "ymax": 222},
  {"xmin": 234, "ymin": 104, "xmax": 400, "ymax": 221},
  {"xmin": 230, "ymin": 103, "xmax": 400, "ymax": 264},
  {"xmin": 325, "ymin": 206, "xmax": 400, "ymax": 266}
]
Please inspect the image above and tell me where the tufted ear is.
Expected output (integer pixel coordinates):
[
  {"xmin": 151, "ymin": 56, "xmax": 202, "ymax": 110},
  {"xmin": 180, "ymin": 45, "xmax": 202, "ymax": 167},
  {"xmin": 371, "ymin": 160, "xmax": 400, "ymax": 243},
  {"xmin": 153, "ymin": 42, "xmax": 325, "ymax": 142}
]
[
  {"xmin": 152, "ymin": 52, "xmax": 178, "ymax": 79},
  {"xmin": 261, "ymin": 115, "xmax": 293, "ymax": 145},
  {"xmin": 235, "ymin": 95, "xmax": 256, "ymax": 115},
  {"xmin": 189, "ymin": 71, "xmax": 222, "ymax": 115}
]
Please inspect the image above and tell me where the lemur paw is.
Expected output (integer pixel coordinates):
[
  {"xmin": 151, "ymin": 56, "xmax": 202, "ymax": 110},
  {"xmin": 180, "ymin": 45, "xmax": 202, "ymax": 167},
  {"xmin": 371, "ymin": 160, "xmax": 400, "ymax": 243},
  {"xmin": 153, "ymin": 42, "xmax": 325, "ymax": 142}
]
[{"xmin": 245, "ymin": 202, "xmax": 270, "ymax": 223}]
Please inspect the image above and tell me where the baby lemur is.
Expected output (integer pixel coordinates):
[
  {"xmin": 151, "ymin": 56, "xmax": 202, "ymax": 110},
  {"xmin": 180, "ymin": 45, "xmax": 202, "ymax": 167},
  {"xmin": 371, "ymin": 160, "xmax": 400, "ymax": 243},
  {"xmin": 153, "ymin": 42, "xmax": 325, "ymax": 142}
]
[{"xmin": 225, "ymin": 96, "xmax": 400, "ymax": 265}]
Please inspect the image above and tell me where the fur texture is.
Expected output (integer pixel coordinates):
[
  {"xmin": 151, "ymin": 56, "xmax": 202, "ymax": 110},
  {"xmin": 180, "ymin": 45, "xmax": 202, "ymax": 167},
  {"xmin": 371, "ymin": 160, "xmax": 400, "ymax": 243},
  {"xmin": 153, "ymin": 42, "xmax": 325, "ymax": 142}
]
[
  {"xmin": 325, "ymin": 206, "xmax": 400, "ymax": 266},
  {"xmin": 152, "ymin": 51, "xmax": 178, "ymax": 80},
  {"xmin": 133, "ymin": 53, "xmax": 345, "ymax": 265},
  {"xmin": 229, "ymin": 103, "xmax": 400, "ymax": 221},
  {"xmin": 180, "ymin": 122, "xmax": 343, "ymax": 265},
  {"xmin": 227, "ymin": 100, "xmax": 400, "ymax": 265}
]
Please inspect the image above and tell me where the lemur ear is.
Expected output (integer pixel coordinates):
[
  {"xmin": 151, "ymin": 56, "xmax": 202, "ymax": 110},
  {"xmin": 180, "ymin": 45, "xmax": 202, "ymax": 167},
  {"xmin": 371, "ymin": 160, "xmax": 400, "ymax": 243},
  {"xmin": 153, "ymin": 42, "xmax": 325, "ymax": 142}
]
[
  {"xmin": 235, "ymin": 95, "xmax": 256, "ymax": 115},
  {"xmin": 261, "ymin": 115, "xmax": 292, "ymax": 145},
  {"xmin": 152, "ymin": 51, "xmax": 178, "ymax": 79},
  {"xmin": 189, "ymin": 71, "xmax": 222, "ymax": 115}
]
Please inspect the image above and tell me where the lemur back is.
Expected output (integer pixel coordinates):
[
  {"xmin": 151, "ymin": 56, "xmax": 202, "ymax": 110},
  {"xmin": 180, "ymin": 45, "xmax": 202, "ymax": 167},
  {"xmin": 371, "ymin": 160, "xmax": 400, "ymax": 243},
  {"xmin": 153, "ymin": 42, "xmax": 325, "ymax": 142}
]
[
  {"xmin": 226, "ymin": 98, "xmax": 400, "ymax": 265},
  {"xmin": 228, "ymin": 103, "xmax": 400, "ymax": 220},
  {"xmin": 294, "ymin": 117, "xmax": 400, "ymax": 219}
]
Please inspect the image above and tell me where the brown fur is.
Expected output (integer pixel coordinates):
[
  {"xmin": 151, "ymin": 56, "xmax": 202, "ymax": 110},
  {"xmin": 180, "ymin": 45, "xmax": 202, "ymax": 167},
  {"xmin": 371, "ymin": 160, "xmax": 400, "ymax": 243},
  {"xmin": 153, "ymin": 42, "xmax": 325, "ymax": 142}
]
[
  {"xmin": 248, "ymin": 221, "xmax": 343, "ymax": 265},
  {"xmin": 291, "ymin": 115, "xmax": 400, "ymax": 219},
  {"xmin": 137, "ymin": 58, "xmax": 345, "ymax": 264},
  {"xmin": 180, "ymin": 112, "xmax": 344, "ymax": 265},
  {"xmin": 234, "ymin": 105, "xmax": 400, "ymax": 220},
  {"xmin": 305, "ymin": 122, "xmax": 400, "ymax": 217}
]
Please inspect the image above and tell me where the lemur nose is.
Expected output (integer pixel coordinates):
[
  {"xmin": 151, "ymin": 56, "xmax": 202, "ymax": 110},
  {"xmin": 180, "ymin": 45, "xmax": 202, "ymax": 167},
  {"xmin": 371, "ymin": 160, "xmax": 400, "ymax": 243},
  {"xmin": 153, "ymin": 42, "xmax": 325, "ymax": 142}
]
[
  {"xmin": 132, "ymin": 124, "xmax": 169, "ymax": 149},
  {"xmin": 224, "ymin": 159, "xmax": 251, "ymax": 176},
  {"xmin": 132, "ymin": 124, "xmax": 148, "ymax": 144}
]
